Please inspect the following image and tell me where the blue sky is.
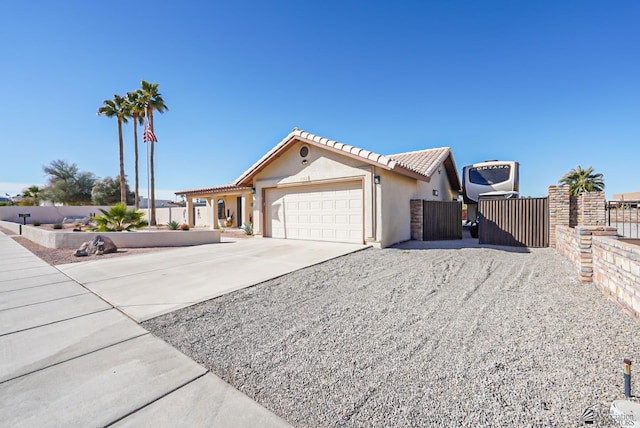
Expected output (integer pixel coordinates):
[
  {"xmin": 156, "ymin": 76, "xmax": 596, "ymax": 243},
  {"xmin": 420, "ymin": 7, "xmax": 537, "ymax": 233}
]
[{"xmin": 1, "ymin": 1, "xmax": 638, "ymax": 200}]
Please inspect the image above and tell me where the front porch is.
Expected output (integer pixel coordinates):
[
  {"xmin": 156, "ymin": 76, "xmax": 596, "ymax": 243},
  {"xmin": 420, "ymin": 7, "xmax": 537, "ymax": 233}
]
[{"xmin": 176, "ymin": 184, "xmax": 254, "ymax": 230}]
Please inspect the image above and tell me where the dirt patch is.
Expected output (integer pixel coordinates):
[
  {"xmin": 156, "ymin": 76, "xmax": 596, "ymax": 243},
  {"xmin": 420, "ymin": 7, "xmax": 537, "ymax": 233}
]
[{"xmin": 9, "ymin": 235, "xmax": 172, "ymax": 266}]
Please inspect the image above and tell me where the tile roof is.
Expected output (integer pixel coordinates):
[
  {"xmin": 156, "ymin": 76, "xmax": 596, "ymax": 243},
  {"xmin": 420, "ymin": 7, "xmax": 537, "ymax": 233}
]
[
  {"xmin": 235, "ymin": 128, "xmax": 401, "ymax": 185},
  {"xmin": 175, "ymin": 183, "xmax": 252, "ymax": 196},
  {"xmin": 178, "ymin": 129, "xmax": 461, "ymax": 194},
  {"xmin": 388, "ymin": 147, "xmax": 452, "ymax": 178},
  {"xmin": 236, "ymin": 128, "xmax": 454, "ymax": 185}
]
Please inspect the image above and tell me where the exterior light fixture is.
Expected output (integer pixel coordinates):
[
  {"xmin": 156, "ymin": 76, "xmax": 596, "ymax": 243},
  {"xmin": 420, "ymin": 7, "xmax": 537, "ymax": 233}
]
[
  {"xmin": 432, "ymin": 189, "xmax": 439, "ymax": 196},
  {"xmin": 301, "ymin": 159, "xmax": 309, "ymax": 165},
  {"xmin": 251, "ymin": 187, "xmax": 256, "ymax": 194},
  {"xmin": 374, "ymin": 175, "xmax": 381, "ymax": 184}
]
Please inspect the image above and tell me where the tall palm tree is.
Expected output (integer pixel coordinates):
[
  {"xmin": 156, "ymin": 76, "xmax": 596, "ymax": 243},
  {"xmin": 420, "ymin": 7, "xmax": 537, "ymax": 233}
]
[
  {"xmin": 559, "ymin": 165, "xmax": 605, "ymax": 196},
  {"xmin": 98, "ymin": 95, "xmax": 129, "ymax": 204},
  {"xmin": 139, "ymin": 80, "xmax": 168, "ymax": 225},
  {"xmin": 126, "ymin": 90, "xmax": 146, "ymax": 209}
]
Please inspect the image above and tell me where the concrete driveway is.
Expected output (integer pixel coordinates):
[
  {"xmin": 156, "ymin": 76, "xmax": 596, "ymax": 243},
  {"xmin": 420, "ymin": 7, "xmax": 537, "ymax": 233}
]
[
  {"xmin": 57, "ymin": 238, "xmax": 368, "ymax": 322},
  {"xmin": 0, "ymin": 232, "xmax": 291, "ymax": 427}
]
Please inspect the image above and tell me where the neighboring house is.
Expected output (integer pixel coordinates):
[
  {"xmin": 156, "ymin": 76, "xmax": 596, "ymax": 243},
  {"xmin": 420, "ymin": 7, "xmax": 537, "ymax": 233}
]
[
  {"xmin": 612, "ymin": 192, "xmax": 640, "ymax": 201},
  {"xmin": 176, "ymin": 128, "xmax": 462, "ymax": 248}
]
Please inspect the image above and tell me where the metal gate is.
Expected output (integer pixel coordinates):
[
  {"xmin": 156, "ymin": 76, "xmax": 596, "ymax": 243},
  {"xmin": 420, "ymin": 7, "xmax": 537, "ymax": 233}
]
[
  {"xmin": 423, "ymin": 200, "xmax": 462, "ymax": 240},
  {"xmin": 478, "ymin": 197, "xmax": 549, "ymax": 247}
]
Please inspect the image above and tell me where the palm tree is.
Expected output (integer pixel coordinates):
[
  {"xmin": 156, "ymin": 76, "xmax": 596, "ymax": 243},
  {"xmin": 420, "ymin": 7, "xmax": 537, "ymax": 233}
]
[
  {"xmin": 559, "ymin": 165, "xmax": 605, "ymax": 196},
  {"xmin": 22, "ymin": 185, "xmax": 41, "ymax": 206},
  {"xmin": 139, "ymin": 80, "xmax": 168, "ymax": 225},
  {"xmin": 126, "ymin": 90, "xmax": 146, "ymax": 209},
  {"xmin": 98, "ymin": 95, "xmax": 129, "ymax": 204}
]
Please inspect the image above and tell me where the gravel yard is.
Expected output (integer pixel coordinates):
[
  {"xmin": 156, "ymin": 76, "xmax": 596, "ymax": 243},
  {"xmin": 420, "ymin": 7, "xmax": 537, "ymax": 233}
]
[{"xmin": 144, "ymin": 243, "xmax": 640, "ymax": 427}]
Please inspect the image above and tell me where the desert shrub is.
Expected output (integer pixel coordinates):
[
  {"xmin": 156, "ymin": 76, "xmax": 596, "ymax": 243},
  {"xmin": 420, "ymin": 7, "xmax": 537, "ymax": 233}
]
[
  {"xmin": 92, "ymin": 202, "xmax": 148, "ymax": 232},
  {"xmin": 33, "ymin": 221, "xmax": 41, "ymax": 226},
  {"xmin": 167, "ymin": 220, "xmax": 179, "ymax": 230},
  {"xmin": 180, "ymin": 223, "xmax": 189, "ymax": 231},
  {"xmin": 53, "ymin": 223, "xmax": 63, "ymax": 229},
  {"xmin": 241, "ymin": 222, "xmax": 253, "ymax": 235}
]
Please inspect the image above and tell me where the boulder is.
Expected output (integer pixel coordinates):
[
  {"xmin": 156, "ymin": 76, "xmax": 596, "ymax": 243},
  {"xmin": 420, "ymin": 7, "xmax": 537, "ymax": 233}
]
[
  {"xmin": 87, "ymin": 235, "xmax": 118, "ymax": 255},
  {"xmin": 73, "ymin": 243, "xmax": 89, "ymax": 257},
  {"xmin": 73, "ymin": 235, "xmax": 117, "ymax": 257}
]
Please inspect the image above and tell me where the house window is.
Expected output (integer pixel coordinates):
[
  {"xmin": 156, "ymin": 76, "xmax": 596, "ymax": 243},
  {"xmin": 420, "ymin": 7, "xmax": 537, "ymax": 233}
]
[{"xmin": 217, "ymin": 199, "xmax": 225, "ymax": 219}]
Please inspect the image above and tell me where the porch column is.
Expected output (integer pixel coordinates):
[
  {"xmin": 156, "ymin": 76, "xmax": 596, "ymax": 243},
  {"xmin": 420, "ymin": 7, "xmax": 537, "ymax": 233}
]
[
  {"xmin": 240, "ymin": 192, "xmax": 248, "ymax": 227},
  {"xmin": 187, "ymin": 198, "xmax": 195, "ymax": 227},
  {"xmin": 205, "ymin": 196, "xmax": 217, "ymax": 229}
]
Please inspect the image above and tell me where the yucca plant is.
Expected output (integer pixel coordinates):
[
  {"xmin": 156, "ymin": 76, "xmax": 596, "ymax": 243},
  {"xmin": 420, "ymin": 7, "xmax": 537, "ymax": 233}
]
[
  {"xmin": 167, "ymin": 220, "xmax": 180, "ymax": 230},
  {"xmin": 92, "ymin": 202, "xmax": 148, "ymax": 232}
]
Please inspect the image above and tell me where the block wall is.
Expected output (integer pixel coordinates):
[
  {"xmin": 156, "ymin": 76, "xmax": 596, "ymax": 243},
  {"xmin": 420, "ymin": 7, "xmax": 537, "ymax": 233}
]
[{"xmin": 593, "ymin": 237, "xmax": 640, "ymax": 319}]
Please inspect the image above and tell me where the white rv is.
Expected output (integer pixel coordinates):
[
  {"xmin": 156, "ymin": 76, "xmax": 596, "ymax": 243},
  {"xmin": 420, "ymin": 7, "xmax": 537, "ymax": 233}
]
[{"xmin": 462, "ymin": 160, "xmax": 519, "ymax": 223}]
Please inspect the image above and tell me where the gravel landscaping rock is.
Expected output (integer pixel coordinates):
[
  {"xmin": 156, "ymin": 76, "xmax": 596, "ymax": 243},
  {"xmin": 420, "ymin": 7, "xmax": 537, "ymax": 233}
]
[{"xmin": 144, "ymin": 244, "xmax": 640, "ymax": 427}]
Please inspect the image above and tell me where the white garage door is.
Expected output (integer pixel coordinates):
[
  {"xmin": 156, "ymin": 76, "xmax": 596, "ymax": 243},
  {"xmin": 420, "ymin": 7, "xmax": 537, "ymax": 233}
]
[{"xmin": 266, "ymin": 181, "xmax": 363, "ymax": 244}]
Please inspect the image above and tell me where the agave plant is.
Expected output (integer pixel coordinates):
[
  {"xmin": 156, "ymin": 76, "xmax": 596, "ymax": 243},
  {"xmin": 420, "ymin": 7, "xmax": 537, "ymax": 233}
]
[{"xmin": 92, "ymin": 202, "xmax": 148, "ymax": 232}]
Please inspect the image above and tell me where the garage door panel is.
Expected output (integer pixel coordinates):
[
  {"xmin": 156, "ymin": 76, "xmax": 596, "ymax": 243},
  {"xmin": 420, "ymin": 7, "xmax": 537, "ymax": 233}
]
[{"xmin": 266, "ymin": 182, "xmax": 363, "ymax": 244}]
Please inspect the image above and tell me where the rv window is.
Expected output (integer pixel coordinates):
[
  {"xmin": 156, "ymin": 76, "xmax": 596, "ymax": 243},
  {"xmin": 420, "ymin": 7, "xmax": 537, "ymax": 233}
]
[{"xmin": 469, "ymin": 165, "xmax": 511, "ymax": 185}]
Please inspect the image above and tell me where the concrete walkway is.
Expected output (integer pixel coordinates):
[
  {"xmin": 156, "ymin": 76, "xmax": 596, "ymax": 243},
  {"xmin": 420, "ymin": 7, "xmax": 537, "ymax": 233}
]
[
  {"xmin": 0, "ymin": 232, "xmax": 291, "ymax": 427},
  {"xmin": 57, "ymin": 238, "xmax": 369, "ymax": 322}
]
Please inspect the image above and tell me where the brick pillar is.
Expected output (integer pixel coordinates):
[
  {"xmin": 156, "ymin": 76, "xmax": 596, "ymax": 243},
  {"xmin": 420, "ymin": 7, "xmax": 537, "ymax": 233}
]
[
  {"xmin": 580, "ymin": 191, "xmax": 606, "ymax": 226},
  {"xmin": 410, "ymin": 200, "xmax": 423, "ymax": 240},
  {"xmin": 548, "ymin": 185, "xmax": 570, "ymax": 247}
]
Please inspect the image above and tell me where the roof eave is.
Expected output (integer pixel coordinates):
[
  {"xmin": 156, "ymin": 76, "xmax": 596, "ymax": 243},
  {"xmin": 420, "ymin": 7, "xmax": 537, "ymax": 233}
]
[{"xmin": 235, "ymin": 130, "xmax": 398, "ymax": 186}]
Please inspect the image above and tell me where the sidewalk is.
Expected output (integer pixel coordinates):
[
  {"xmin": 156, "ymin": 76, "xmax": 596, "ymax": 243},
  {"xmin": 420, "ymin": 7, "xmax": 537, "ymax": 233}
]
[{"xmin": 0, "ymin": 231, "xmax": 291, "ymax": 427}]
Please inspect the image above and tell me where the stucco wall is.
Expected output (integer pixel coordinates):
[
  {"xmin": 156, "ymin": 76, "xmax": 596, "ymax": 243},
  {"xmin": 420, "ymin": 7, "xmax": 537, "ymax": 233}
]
[
  {"xmin": 0, "ymin": 206, "xmax": 112, "ymax": 224},
  {"xmin": 379, "ymin": 170, "xmax": 417, "ymax": 247},
  {"xmin": 17, "ymin": 225, "xmax": 220, "ymax": 249},
  {"xmin": 415, "ymin": 169, "xmax": 457, "ymax": 202},
  {"xmin": 148, "ymin": 207, "xmax": 189, "ymax": 226}
]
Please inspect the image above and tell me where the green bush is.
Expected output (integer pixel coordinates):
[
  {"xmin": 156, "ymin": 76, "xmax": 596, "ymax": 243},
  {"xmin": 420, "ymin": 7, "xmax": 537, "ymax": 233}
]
[
  {"xmin": 53, "ymin": 223, "xmax": 63, "ymax": 229},
  {"xmin": 33, "ymin": 221, "xmax": 42, "ymax": 226},
  {"xmin": 167, "ymin": 220, "xmax": 179, "ymax": 230}
]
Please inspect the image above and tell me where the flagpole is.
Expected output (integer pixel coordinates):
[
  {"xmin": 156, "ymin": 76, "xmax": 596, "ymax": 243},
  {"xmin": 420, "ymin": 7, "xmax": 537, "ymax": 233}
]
[{"xmin": 145, "ymin": 120, "xmax": 151, "ymax": 232}]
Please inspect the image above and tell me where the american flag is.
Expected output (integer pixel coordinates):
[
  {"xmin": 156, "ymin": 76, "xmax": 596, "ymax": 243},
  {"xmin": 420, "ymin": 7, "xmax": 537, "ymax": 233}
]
[{"xmin": 143, "ymin": 121, "xmax": 158, "ymax": 143}]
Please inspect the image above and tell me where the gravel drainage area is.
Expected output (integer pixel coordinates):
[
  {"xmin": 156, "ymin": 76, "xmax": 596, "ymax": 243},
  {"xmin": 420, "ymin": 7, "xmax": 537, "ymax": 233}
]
[{"xmin": 144, "ymin": 244, "xmax": 640, "ymax": 427}]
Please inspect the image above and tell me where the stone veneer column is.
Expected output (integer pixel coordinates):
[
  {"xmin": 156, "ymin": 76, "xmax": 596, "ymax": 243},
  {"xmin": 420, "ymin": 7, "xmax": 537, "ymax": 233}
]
[
  {"xmin": 575, "ymin": 226, "xmax": 618, "ymax": 282},
  {"xmin": 548, "ymin": 185, "xmax": 570, "ymax": 247},
  {"xmin": 580, "ymin": 191, "xmax": 606, "ymax": 226},
  {"xmin": 410, "ymin": 200, "xmax": 423, "ymax": 241}
]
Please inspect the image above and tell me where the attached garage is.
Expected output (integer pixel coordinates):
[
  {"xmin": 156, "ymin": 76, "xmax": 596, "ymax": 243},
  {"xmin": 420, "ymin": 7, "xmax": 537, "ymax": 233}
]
[{"xmin": 265, "ymin": 181, "xmax": 363, "ymax": 244}]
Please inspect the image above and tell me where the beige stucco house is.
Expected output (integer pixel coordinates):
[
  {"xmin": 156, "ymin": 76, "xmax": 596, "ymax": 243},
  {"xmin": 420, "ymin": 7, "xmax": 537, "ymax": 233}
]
[{"xmin": 176, "ymin": 128, "xmax": 462, "ymax": 248}]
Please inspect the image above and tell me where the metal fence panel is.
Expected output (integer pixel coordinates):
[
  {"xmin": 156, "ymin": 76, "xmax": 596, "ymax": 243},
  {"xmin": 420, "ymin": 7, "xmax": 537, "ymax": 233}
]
[
  {"xmin": 607, "ymin": 201, "xmax": 640, "ymax": 239},
  {"xmin": 423, "ymin": 201, "xmax": 462, "ymax": 240},
  {"xmin": 478, "ymin": 198, "xmax": 549, "ymax": 247}
]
